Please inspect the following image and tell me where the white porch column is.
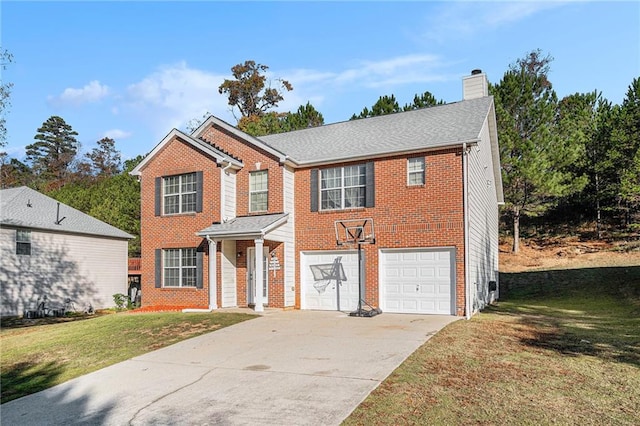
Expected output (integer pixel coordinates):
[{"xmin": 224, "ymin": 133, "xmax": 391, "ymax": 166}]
[
  {"xmin": 254, "ymin": 238, "xmax": 264, "ymax": 312},
  {"xmin": 207, "ymin": 237, "xmax": 218, "ymax": 310}
]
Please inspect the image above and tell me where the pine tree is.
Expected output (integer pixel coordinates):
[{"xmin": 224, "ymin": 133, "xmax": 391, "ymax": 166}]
[
  {"xmin": 614, "ymin": 77, "xmax": 640, "ymax": 225},
  {"xmin": 281, "ymin": 102, "xmax": 324, "ymax": 131},
  {"xmin": 26, "ymin": 116, "xmax": 79, "ymax": 187},
  {"xmin": 403, "ymin": 91, "xmax": 445, "ymax": 111},
  {"xmin": 492, "ymin": 50, "xmax": 586, "ymax": 252},
  {"xmin": 86, "ymin": 137, "xmax": 122, "ymax": 177}
]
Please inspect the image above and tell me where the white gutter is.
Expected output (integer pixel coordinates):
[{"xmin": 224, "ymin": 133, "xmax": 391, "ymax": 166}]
[{"xmin": 463, "ymin": 142, "xmax": 472, "ymax": 320}]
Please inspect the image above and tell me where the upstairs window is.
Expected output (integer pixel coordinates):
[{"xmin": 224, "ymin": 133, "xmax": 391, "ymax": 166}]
[
  {"xmin": 163, "ymin": 172, "xmax": 197, "ymax": 215},
  {"xmin": 249, "ymin": 170, "xmax": 268, "ymax": 212},
  {"xmin": 407, "ymin": 157, "xmax": 425, "ymax": 185},
  {"xmin": 321, "ymin": 165, "xmax": 366, "ymax": 210},
  {"xmin": 16, "ymin": 229, "xmax": 31, "ymax": 255},
  {"xmin": 310, "ymin": 162, "xmax": 374, "ymax": 212},
  {"xmin": 163, "ymin": 248, "xmax": 197, "ymax": 287}
]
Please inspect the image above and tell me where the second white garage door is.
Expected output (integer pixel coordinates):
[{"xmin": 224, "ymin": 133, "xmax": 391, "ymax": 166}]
[{"xmin": 380, "ymin": 248, "xmax": 455, "ymax": 315}]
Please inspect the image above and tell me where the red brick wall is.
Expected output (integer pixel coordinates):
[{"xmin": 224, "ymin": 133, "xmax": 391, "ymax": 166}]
[
  {"xmin": 139, "ymin": 127, "xmax": 288, "ymax": 310},
  {"xmin": 293, "ymin": 149, "xmax": 467, "ymax": 315},
  {"xmin": 139, "ymin": 137, "xmax": 221, "ymax": 309},
  {"xmin": 140, "ymin": 126, "xmax": 467, "ymax": 315},
  {"xmin": 200, "ymin": 125, "xmax": 284, "ymax": 216}
]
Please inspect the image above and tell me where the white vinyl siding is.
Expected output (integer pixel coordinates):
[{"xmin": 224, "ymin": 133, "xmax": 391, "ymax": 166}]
[
  {"xmin": 321, "ymin": 164, "xmax": 366, "ymax": 210},
  {"xmin": 467, "ymin": 121, "xmax": 500, "ymax": 312},
  {"xmin": 249, "ymin": 170, "xmax": 268, "ymax": 212},
  {"xmin": 407, "ymin": 157, "xmax": 425, "ymax": 185},
  {"xmin": 221, "ymin": 240, "xmax": 237, "ymax": 307},
  {"xmin": 222, "ymin": 169, "xmax": 236, "ymax": 220},
  {"xmin": 0, "ymin": 228, "xmax": 128, "ymax": 316},
  {"xmin": 163, "ymin": 248, "xmax": 197, "ymax": 287},
  {"xmin": 164, "ymin": 173, "xmax": 196, "ymax": 214},
  {"xmin": 283, "ymin": 166, "xmax": 295, "ymax": 306}
]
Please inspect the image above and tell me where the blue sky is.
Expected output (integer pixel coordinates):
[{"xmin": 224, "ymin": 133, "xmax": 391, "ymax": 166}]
[{"xmin": 2, "ymin": 1, "xmax": 639, "ymax": 163}]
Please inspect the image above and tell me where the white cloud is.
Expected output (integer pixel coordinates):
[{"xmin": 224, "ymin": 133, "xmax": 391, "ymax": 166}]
[
  {"xmin": 49, "ymin": 80, "xmax": 110, "ymax": 106},
  {"xmin": 420, "ymin": 1, "xmax": 568, "ymax": 43},
  {"xmin": 118, "ymin": 55, "xmax": 453, "ymax": 135},
  {"xmin": 103, "ymin": 129, "xmax": 132, "ymax": 140},
  {"xmin": 336, "ymin": 54, "xmax": 450, "ymax": 88},
  {"xmin": 124, "ymin": 61, "xmax": 231, "ymax": 132}
]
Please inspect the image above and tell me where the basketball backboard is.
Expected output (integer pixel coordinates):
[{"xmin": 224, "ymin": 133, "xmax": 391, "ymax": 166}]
[{"xmin": 334, "ymin": 218, "xmax": 375, "ymax": 246}]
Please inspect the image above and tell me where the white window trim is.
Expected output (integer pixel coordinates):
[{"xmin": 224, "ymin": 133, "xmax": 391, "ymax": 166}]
[
  {"xmin": 407, "ymin": 157, "xmax": 425, "ymax": 186},
  {"xmin": 16, "ymin": 229, "xmax": 31, "ymax": 256},
  {"xmin": 163, "ymin": 173, "xmax": 197, "ymax": 215},
  {"xmin": 249, "ymin": 170, "xmax": 269, "ymax": 212},
  {"xmin": 320, "ymin": 165, "xmax": 366, "ymax": 210},
  {"xmin": 163, "ymin": 248, "xmax": 197, "ymax": 288}
]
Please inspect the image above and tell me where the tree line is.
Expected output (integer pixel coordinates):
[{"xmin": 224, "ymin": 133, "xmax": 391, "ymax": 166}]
[{"xmin": 1, "ymin": 51, "xmax": 638, "ymax": 255}]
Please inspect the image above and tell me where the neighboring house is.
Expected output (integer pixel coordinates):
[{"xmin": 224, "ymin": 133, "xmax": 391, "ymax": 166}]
[
  {"xmin": 0, "ymin": 186, "xmax": 133, "ymax": 316},
  {"xmin": 131, "ymin": 70, "xmax": 503, "ymax": 317}
]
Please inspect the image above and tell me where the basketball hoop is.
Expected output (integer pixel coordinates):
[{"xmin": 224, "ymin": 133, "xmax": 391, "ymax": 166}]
[
  {"xmin": 333, "ymin": 218, "xmax": 381, "ymax": 318},
  {"xmin": 335, "ymin": 218, "xmax": 375, "ymax": 246}
]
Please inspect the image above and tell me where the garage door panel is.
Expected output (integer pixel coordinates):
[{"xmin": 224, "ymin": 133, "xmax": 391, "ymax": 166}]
[
  {"xmin": 301, "ymin": 251, "xmax": 360, "ymax": 311},
  {"xmin": 381, "ymin": 248, "xmax": 455, "ymax": 315}
]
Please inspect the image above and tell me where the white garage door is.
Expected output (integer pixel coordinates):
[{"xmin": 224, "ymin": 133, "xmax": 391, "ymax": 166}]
[
  {"xmin": 300, "ymin": 251, "xmax": 360, "ymax": 311},
  {"xmin": 380, "ymin": 248, "xmax": 455, "ymax": 315}
]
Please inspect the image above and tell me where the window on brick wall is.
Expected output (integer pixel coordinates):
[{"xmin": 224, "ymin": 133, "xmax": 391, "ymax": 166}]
[
  {"xmin": 16, "ymin": 229, "xmax": 31, "ymax": 255},
  {"xmin": 164, "ymin": 173, "xmax": 196, "ymax": 214},
  {"xmin": 310, "ymin": 162, "xmax": 374, "ymax": 211},
  {"xmin": 249, "ymin": 170, "xmax": 268, "ymax": 212},
  {"xmin": 163, "ymin": 248, "xmax": 197, "ymax": 287},
  {"xmin": 155, "ymin": 248, "xmax": 203, "ymax": 288},
  {"xmin": 407, "ymin": 157, "xmax": 425, "ymax": 185},
  {"xmin": 155, "ymin": 171, "xmax": 203, "ymax": 216}
]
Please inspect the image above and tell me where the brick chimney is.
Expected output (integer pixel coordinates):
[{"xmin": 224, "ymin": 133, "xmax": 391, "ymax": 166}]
[{"xmin": 462, "ymin": 69, "xmax": 488, "ymax": 100}]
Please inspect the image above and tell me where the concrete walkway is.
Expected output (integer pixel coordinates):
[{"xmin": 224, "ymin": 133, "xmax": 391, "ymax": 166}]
[{"xmin": 2, "ymin": 310, "xmax": 458, "ymax": 425}]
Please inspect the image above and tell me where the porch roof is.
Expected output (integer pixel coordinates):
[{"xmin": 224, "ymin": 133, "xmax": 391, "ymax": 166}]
[{"xmin": 196, "ymin": 213, "xmax": 289, "ymax": 240}]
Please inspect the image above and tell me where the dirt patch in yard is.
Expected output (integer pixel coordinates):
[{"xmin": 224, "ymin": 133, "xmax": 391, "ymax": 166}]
[{"xmin": 500, "ymin": 237, "xmax": 640, "ymax": 273}]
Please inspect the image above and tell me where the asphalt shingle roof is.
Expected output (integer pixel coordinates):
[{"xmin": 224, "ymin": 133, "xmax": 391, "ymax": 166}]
[
  {"xmin": 260, "ymin": 97, "xmax": 493, "ymax": 165},
  {"xmin": 197, "ymin": 213, "xmax": 288, "ymax": 238},
  {"xmin": 0, "ymin": 186, "xmax": 133, "ymax": 239}
]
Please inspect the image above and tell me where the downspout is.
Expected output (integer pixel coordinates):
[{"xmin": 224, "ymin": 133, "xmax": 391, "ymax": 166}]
[
  {"xmin": 463, "ymin": 142, "xmax": 471, "ymax": 320},
  {"xmin": 182, "ymin": 235, "xmax": 217, "ymax": 313}
]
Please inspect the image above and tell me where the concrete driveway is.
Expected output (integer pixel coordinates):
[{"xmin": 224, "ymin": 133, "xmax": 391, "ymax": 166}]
[{"xmin": 2, "ymin": 310, "xmax": 458, "ymax": 425}]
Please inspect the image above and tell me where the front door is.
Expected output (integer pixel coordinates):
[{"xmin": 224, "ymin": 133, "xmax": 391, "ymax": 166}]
[{"xmin": 247, "ymin": 246, "xmax": 269, "ymax": 305}]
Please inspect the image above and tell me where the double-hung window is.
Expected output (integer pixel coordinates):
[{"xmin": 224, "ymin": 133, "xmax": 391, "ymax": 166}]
[
  {"xmin": 163, "ymin": 248, "xmax": 197, "ymax": 287},
  {"xmin": 321, "ymin": 164, "xmax": 366, "ymax": 210},
  {"xmin": 249, "ymin": 170, "xmax": 268, "ymax": 212},
  {"xmin": 407, "ymin": 157, "xmax": 425, "ymax": 185},
  {"xmin": 164, "ymin": 173, "xmax": 196, "ymax": 215},
  {"xmin": 16, "ymin": 229, "xmax": 31, "ymax": 255}
]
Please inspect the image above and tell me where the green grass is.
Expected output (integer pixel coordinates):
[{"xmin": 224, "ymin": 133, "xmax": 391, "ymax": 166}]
[
  {"xmin": 344, "ymin": 264, "xmax": 640, "ymax": 425},
  {"xmin": 0, "ymin": 311, "xmax": 256, "ymax": 404}
]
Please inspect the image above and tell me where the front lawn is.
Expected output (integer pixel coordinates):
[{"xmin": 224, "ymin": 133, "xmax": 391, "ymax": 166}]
[
  {"xmin": 344, "ymin": 263, "xmax": 640, "ymax": 425},
  {"xmin": 0, "ymin": 311, "xmax": 256, "ymax": 404}
]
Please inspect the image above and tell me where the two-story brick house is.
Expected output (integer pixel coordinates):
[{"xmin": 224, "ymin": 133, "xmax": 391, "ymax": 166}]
[{"xmin": 131, "ymin": 70, "xmax": 503, "ymax": 317}]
